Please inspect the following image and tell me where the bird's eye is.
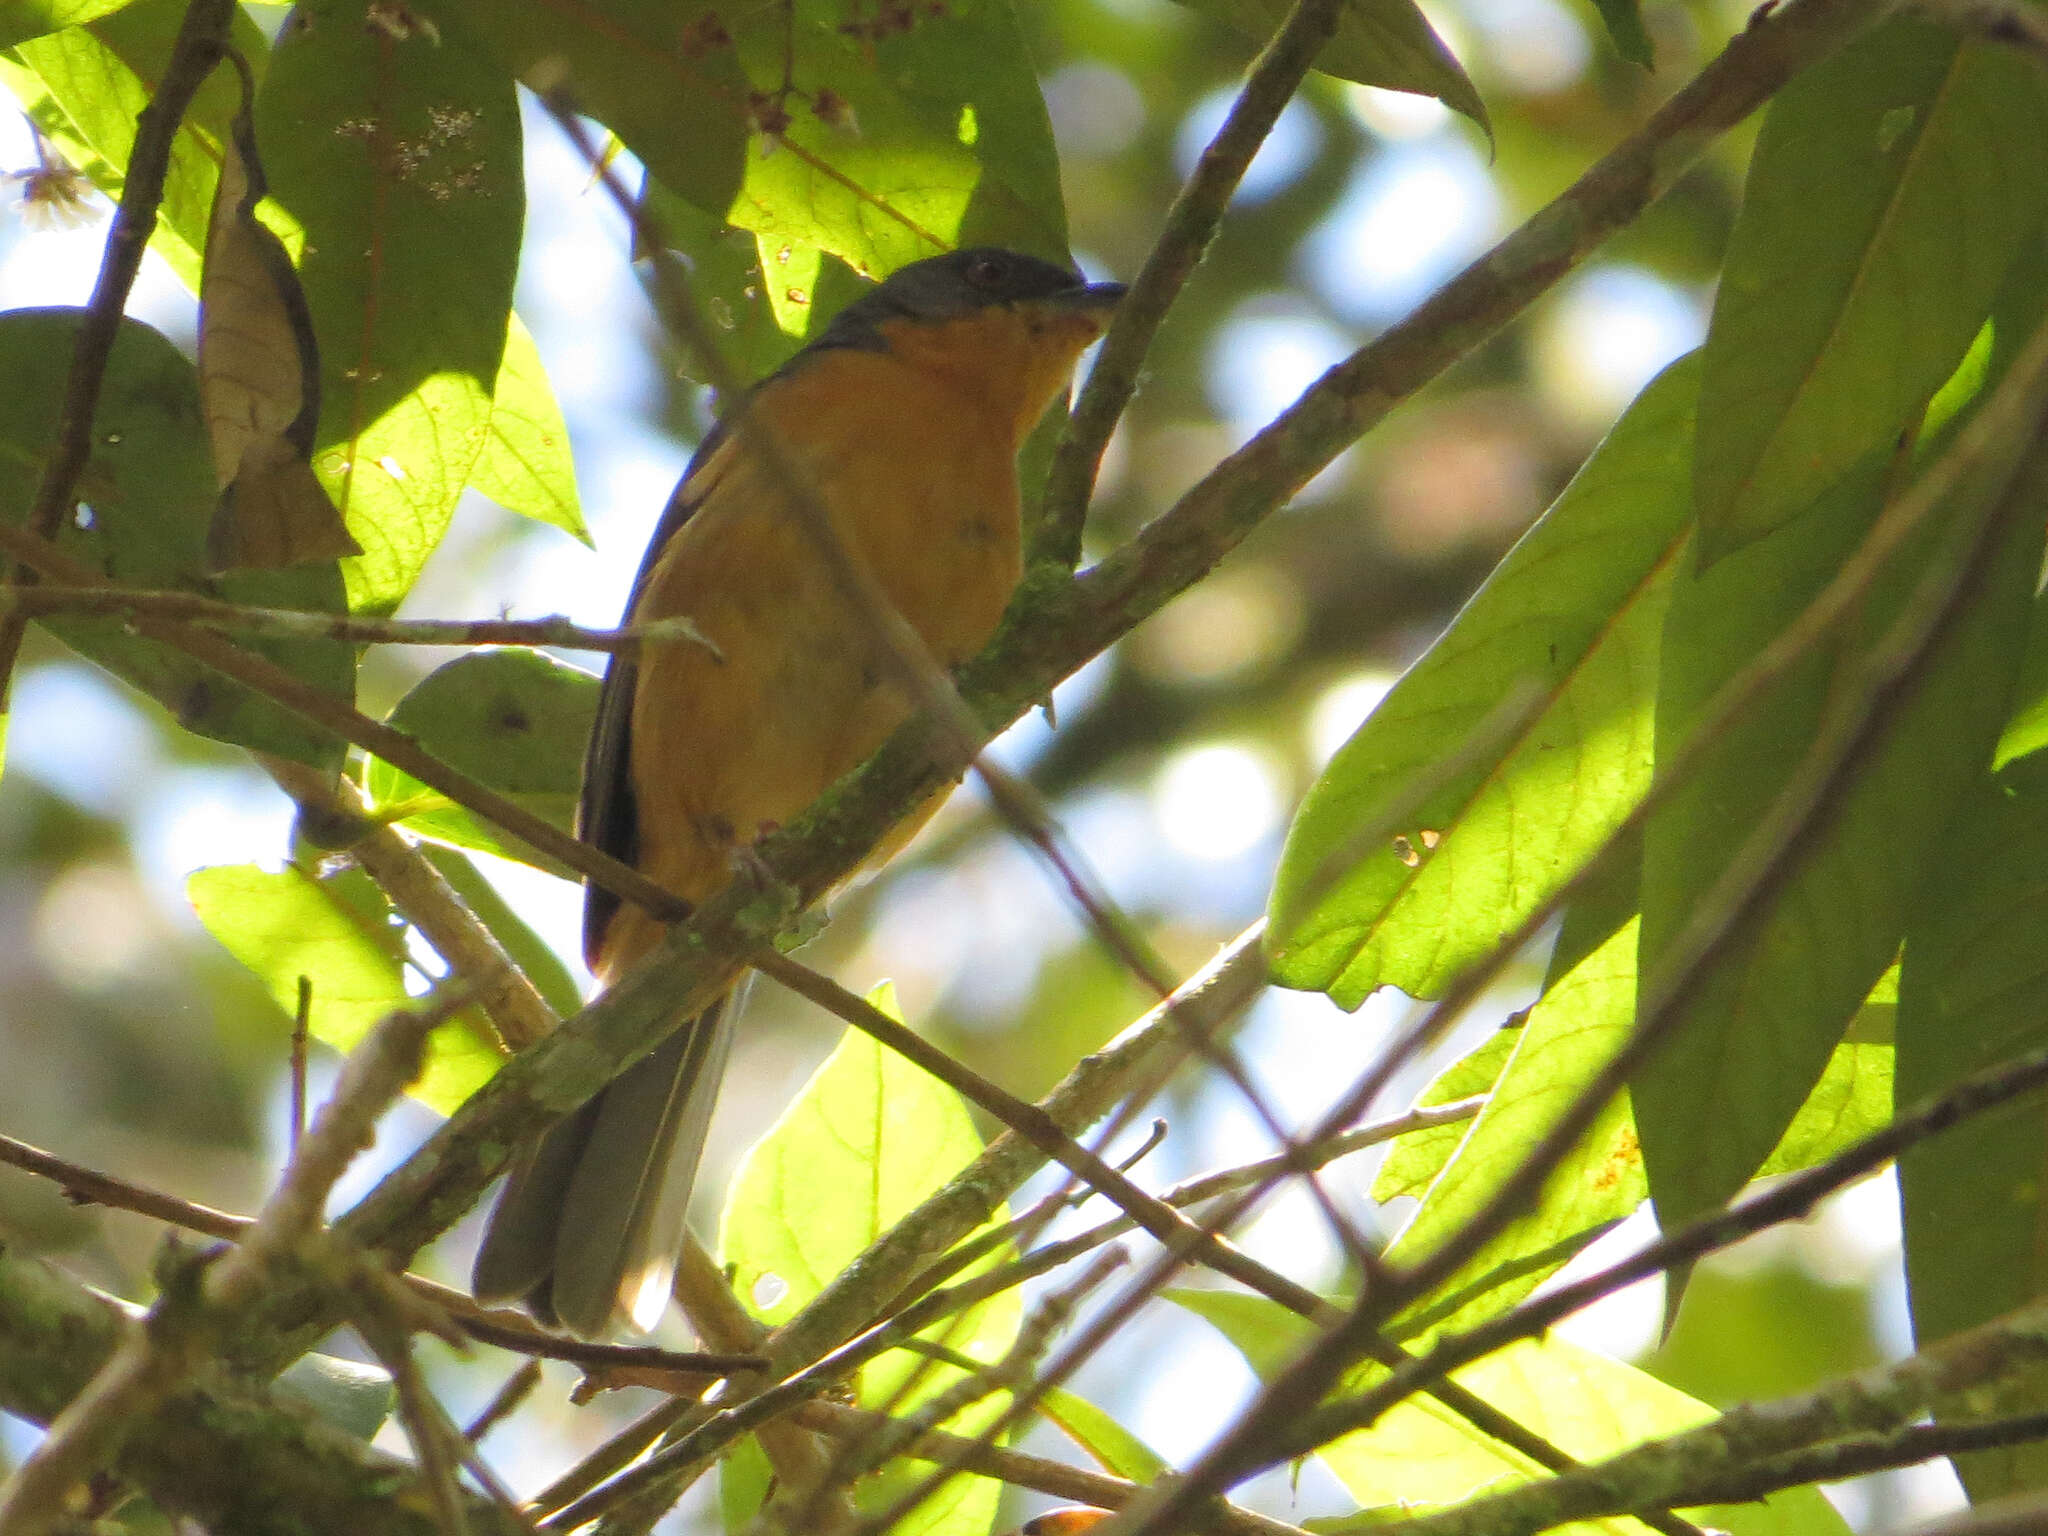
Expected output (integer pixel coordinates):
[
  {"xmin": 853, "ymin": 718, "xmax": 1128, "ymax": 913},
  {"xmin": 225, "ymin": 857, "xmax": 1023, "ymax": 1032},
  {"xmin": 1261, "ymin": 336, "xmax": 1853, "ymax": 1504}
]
[{"xmin": 965, "ymin": 254, "xmax": 1007, "ymax": 288}]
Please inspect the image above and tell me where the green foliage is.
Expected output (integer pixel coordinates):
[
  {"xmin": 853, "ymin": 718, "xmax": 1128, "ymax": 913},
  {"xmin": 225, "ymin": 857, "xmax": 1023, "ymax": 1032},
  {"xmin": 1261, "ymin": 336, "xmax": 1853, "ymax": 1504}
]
[
  {"xmin": 363, "ymin": 648, "xmax": 599, "ymax": 875},
  {"xmin": 1899, "ymin": 751, "xmax": 2048, "ymax": 1500},
  {"xmin": 470, "ymin": 315, "xmax": 588, "ymax": 544},
  {"xmin": 1269, "ymin": 356, "xmax": 1695, "ymax": 1005},
  {"xmin": 14, "ymin": 0, "xmax": 2048, "ymax": 1527},
  {"xmin": 1172, "ymin": 1287, "xmax": 1847, "ymax": 1535},
  {"xmin": 255, "ymin": 0, "xmax": 523, "ymax": 614},
  {"xmin": 1634, "ymin": 363, "xmax": 2045, "ymax": 1231},
  {"xmin": 721, "ymin": 985, "xmax": 1019, "ymax": 1536},
  {"xmin": 0, "ymin": 308, "xmax": 352, "ymax": 767},
  {"xmin": 1692, "ymin": 21, "xmax": 2048, "ymax": 560},
  {"xmin": 186, "ymin": 862, "xmax": 503, "ymax": 1114}
]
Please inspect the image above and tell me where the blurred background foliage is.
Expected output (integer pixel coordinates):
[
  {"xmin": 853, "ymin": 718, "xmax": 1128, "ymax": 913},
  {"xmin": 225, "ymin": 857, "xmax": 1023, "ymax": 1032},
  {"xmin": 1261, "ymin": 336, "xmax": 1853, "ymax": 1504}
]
[{"xmin": 0, "ymin": 0, "xmax": 1938, "ymax": 1527}]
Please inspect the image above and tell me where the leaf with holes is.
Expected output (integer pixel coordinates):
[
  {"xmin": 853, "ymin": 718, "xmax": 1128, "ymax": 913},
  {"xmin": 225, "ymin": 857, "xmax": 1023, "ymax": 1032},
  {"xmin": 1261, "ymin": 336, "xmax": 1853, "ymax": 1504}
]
[{"xmin": 256, "ymin": 0, "xmax": 522, "ymax": 612}]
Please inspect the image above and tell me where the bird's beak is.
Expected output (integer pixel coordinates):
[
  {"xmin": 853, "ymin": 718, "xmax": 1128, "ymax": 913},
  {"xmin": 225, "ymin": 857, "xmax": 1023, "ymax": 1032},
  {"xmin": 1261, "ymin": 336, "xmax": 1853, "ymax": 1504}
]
[{"xmin": 1052, "ymin": 280, "xmax": 1127, "ymax": 311}]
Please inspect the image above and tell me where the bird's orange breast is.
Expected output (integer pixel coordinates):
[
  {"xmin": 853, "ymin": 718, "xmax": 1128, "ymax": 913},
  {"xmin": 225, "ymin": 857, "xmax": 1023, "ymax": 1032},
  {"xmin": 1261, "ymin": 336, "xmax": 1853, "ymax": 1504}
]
[{"xmin": 593, "ymin": 345, "xmax": 1031, "ymax": 978}]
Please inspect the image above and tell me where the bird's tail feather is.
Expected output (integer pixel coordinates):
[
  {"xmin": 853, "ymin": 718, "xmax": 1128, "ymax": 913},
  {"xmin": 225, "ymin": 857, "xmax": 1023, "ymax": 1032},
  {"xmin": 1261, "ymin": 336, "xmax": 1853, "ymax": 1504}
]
[{"xmin": 471, "ymin": 990, "xmax": 739, "ymax": 1338}]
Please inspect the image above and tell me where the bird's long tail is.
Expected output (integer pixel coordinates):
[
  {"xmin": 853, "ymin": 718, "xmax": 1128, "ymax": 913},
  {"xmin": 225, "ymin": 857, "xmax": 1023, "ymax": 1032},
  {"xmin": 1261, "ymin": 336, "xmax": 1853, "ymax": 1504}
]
[{"xmin": 471, "ymin": 991, "xmax": 738, "ymax": 1337}]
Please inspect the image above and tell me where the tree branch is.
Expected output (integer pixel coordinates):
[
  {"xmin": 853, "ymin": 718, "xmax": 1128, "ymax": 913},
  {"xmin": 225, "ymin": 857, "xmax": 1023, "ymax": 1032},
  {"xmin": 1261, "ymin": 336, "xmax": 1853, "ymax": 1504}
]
[
  {"xmin": 0, "ymin": 1246, "xmax": 528, "ymax": 1536},
  {"xmin": 0, "ymin": 584, "xmax": 709, "ymax": 654}
]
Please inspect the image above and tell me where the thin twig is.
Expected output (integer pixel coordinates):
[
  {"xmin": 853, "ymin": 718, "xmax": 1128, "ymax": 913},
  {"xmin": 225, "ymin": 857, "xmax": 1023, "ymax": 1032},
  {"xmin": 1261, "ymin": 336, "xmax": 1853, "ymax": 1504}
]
[
  {"xmin": 265, "ymin": 759, "xmax": 559, "ymax": 1052},
  {"xmin": 1281, "ymin": 1034, "xmax": 2048, "ymax": 1462},
  {"xmin": 290, "ymin": 975, "xmax": 313, "ymax": 1152},
  {"xmin": 779, "ymin": 1250, "xmax": 1129, "ymax": 1536},
  {"xmin": 463, "ymin": 1360, "xmax": 544, "ymax": 1445},
  {"xmin": 0, "ymin": 988, "xmax": 462, "ymax": 1536},
  {"xmin": 0, "ymin": 585, "xmax": 710, "ymax": 654},
  {"xmin": 0, "ymin": 520, "xmax": 687, "ymax": 924},
  {"xmin": 1034, "ymin": 0, "xmax": 1344, "ymax": 568}
]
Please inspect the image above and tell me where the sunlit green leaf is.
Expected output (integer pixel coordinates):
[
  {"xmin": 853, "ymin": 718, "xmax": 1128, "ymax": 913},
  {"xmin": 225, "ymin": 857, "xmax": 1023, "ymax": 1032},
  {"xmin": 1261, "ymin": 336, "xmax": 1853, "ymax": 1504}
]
[
  {"xmin": 1270, "ymin": 357, "xmax": 1695, "ymax": 1007},
  {"xmin": 726, "ymin": 0, "xmax": 1068, "ymax": 273},
  {"xmin": 1173, "ymin": 1289, "xmax": 1845, "ymax": 1535},
  {"xmin": 0, "ymin": 0, "xmax": 139, "ymax": 50},
  {"xmin": 0, "ymin": 308, "xmax": 351, "ymax": 767},
  {"xmin": 1368, "ymin": 1025, "xmax": 1512, "ymax": 1204},
  {"xmin": 468, "ymin": 314, "xmax": 586, "ymax": 544},
  {"xmin": 721, "ymin": 984, "xmax": 1019, "ymax": 1536},
  {"xmin": 1694, "ymin": 19, "xmax": 2048, "ymax": 560},
  {"xmin": 257, "ymin": 0, "xmax": 522, "ymax": 612},
  {"xmin": 1039, "ymin": 1388, "xmax": 1171, "ymax": 1482},
  {"xmin": 186, "ymin": 863, "xmax": 501, "ymax": 1114},
  {"xmin": 1387, "ymin": 915, "xmax": 1895, "ymax": 1342},
  {"xmin": 363, "ymin": 648, "xmax": 599, "ymax": 876}
]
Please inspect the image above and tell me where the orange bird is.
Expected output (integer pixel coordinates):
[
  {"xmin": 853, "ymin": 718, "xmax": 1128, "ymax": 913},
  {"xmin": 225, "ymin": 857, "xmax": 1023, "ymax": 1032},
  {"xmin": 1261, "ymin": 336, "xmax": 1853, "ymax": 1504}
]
[{"xmin": 473, "ymin": 247, "xmax": 1123, "ymax": 1336}]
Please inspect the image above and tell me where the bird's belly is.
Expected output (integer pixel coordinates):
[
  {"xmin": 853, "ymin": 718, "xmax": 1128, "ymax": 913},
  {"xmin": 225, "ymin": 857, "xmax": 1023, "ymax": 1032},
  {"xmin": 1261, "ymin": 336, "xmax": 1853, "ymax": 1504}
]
[{"xmin": 621, "ymin": 438, "xmax": 1020, "ymax": 922}]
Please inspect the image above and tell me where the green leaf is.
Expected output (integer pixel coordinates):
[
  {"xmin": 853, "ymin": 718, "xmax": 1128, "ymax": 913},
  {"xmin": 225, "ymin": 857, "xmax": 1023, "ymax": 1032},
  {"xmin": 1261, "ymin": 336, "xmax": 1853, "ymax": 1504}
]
[
  {"xmin": 0, "ymin": 0, "xmax": 139, "ymax": 50},
  {"xmin": 275, "ymin": 1353, "xmax": 396, "ymax": 1441},
  {"xmin": 1582, "ymin": 0, "xmax": 1652, "ymax": 68},
  {"xmin": 407, "ymin": 0, "xmax": 750, "ymax": 219},
  {"xmin": 0, "ymin": 308, "xmax": 352, "ymax": 768},
  {"xmin": 1173, "ymin": 1290, "xmax": 1844, "ymax": 1536},
  {"xmin": 1899, "ymin": 751, "xmax": 2048, "ymax": 1501},
  {"xmin": 1367, "ymin": 1025, "xmax": 1513, "ymax": 1203},
  {"xmin": 1177, "ymin": 0, "xmax": 1486, "ymax": 132},
  {"xmin": 468, "ymin": 314, "xmax": 586, "ymax": 544},
  {"xmin": 257, "ymin": 1, "xmax": 523, "ymax": 612},
  {"xmin": 1039, "ymin": 1388, "xmax": 1171, "ymax": 1483},
  {"xmin": 720, "ymin": 985, "xmax": 1019, "ymax": 1536},
  {"xmin": 1636, "ymin": 335, "xmax": 2048, "ymax": 1233},
  {"xmin": 0, "ymin": 0, "xmax": 269, "ymax": 290},
  {"xmin": 1693, "ymin": 20, "xmax": 2048, "ymax": 560},
  {"xmin": 186, "ymin": 864, "xmax": 502, "ymax": 1115},
  {"xmin": 724, "ymin": 0, "xmax": 1069, "ymax": 274},
  {"xmin": 1269, "ymin": 357, "xmax": 1696, "ymax": 1007},
  {"xmin": 1391, "ymin": 911, "xmax": 1893, "ymax": 1341},
  {"xmin": 363, "ymin": 649, "xmax": 599, "ymax": 876},
  {"xmin": 1386, "ymin": 918, "xmax": 1644, "ymax": 1340}
]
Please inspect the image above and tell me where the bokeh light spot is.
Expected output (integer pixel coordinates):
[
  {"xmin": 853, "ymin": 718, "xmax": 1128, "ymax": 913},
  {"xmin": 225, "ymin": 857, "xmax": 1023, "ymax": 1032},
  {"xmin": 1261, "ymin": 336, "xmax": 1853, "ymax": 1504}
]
[{"xmin": 1154, "ymin": 743, "xmax": 1283, "ymax": 860}]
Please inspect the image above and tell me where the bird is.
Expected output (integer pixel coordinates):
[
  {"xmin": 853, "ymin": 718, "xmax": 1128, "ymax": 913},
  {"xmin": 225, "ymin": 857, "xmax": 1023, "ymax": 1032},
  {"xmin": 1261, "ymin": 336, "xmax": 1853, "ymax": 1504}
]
[{"xmin": 471, "ymin": 246, "xmax": 1125, "ymax": 1337}]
